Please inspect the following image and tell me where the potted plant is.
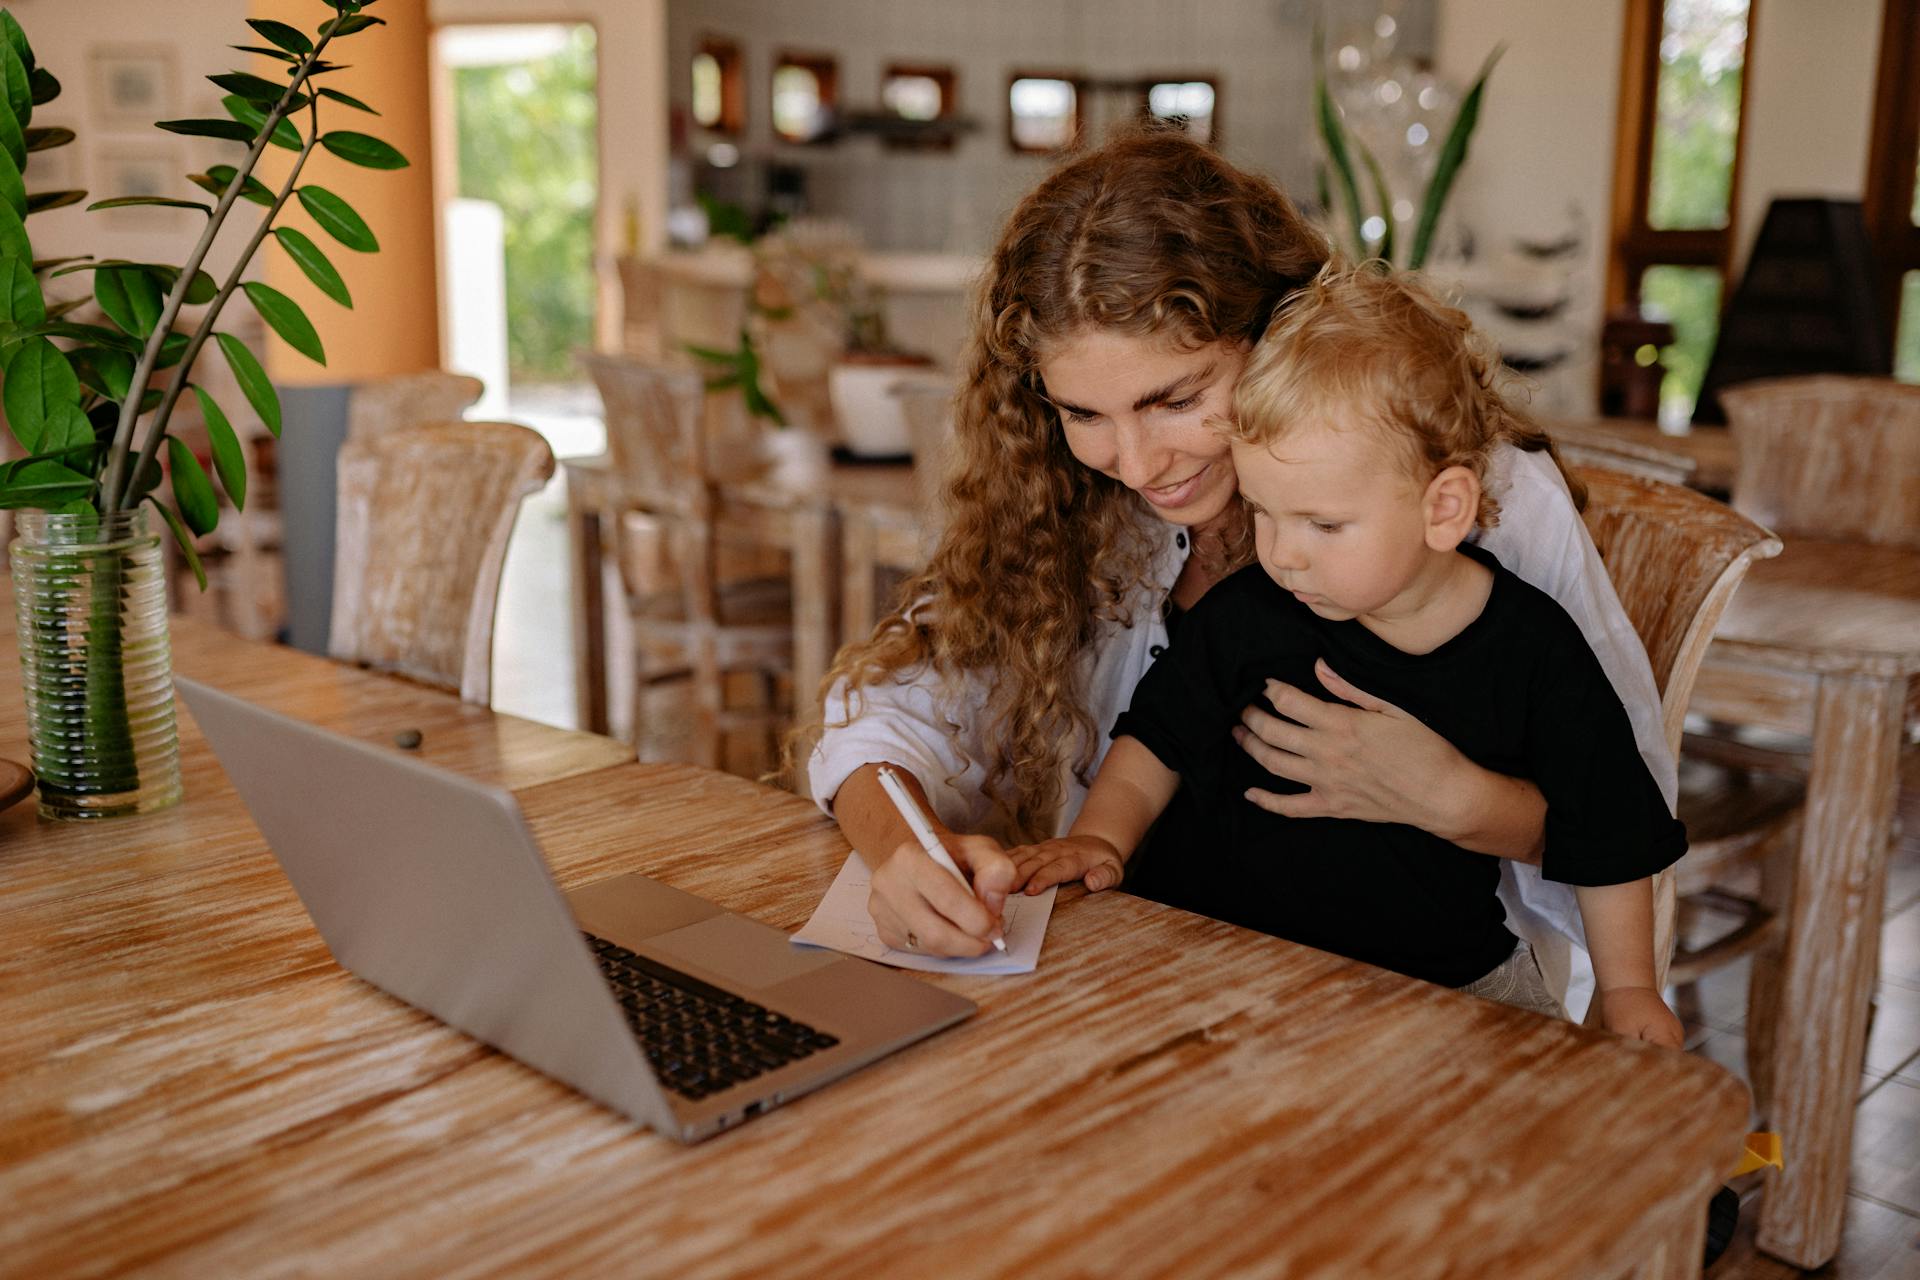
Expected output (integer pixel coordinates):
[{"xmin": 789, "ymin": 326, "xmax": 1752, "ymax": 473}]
[
  {"xmin": 1, "ymin": 0, "xmax": 399, "ymax": 819},
  {"xmin": 817, "ymin": 258, "xmax": 931, "ymax": 460}
]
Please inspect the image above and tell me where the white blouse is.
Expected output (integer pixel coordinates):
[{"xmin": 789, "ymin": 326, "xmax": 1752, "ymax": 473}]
[{"xmin": 808, "ymin": 445, "xmax": 1677, "ymax": 1018}]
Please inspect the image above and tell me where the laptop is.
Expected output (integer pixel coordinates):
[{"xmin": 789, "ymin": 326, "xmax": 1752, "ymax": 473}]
[{"xmin": 176, "ymin": 677, "xmax": 976, "ymax": 1143}]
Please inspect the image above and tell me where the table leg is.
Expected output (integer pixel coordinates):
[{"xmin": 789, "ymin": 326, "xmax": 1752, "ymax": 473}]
[
  {"xmin": 1755, "ymin": 671, "xmax": 1908, "ymax": 1267},
  {"xmin": 840, "ymin": 512, "xmax": 877, "ymax": 651},
  {"xmin": 789, "ymin": 504, "xmax": 836, "ymax": 713},
  {"xmin": 566, "ymin": 489, "xmax": 609, "ymax": 736}
]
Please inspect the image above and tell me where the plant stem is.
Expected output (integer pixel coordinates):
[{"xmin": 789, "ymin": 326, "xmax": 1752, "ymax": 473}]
[{"xmin": 103, "ymin": 32, "xmax": 335, "ymax": 512}]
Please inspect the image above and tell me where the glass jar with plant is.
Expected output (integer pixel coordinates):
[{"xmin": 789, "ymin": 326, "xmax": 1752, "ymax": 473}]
[{"xmin": 1, "ymin": 0, "xmax": 401, "ymax": 819}]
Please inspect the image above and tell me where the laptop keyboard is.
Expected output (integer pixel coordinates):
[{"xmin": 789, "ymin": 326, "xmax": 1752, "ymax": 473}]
[{"xmin": 583, "ymin": 933, "xmax": 839, "ymax": 1102}]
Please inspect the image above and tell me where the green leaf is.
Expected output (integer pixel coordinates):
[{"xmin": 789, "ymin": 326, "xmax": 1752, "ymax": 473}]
[
  {"xmin": 320, "ymin": 13, "xmax": 384, "ymax": 36},
  {"xmin": 319, "ymin": 130, "xmax": 407, "ymax": 169},
  {"xmin": 231, "ymin": 45, "xmax": 300, "ymax": 65},
  {"xmin": 1357, "ymin": 142, "xmax": 1396, "ymax": 267},
  {"xmin": 192, "ymin": 385, "xmax": 246, "ymax": 510},
  {"xmin": 296, "ymin": 185, "xmax": 377, "ymax": 251},
  {"xmin": 0, "ymin": 198, "xmax": 27, "ymax": 264},
  {"xmin": 32, "ymin": 254, "xmax": 90, "ymax": 273},
  {"xmin": 0, "ymin": 146, "xmax": 25, "ymax": 220},
  {"xmin": 68, "ymin": 345, "xmax": 133, "ymax": 402},
  {"xmin": 124, "ymin": 448, "xmax": 162, "ymax": 500},
  {"xmin": 273, "ymin": 226, "xmax": 350, "ymax": 307},
  {"xmin": 317, "ymin": 87, "xmax": 378, "ymax": 115},
  {"xmin": 1313, "ymin": 30, "xmax": 1368, "ymax": 263},
  {"xmin": 3, "ymin": 337, "xmax": 79, "ymax": 451},
  {"xmin": 222, "ymin": 95, "xmax": 301, "ymax": 151},
  {"xmin": 0, "ymin": 252, "xmax": 43, "ymax": 326},
  {"xmin": 95, "ymin": 265, "xmax": 164, "ymax": 338},
  {"xmin": 25, "ymin": 189, "xmax": 84, "ymax": 214},
  {"xmin": 0, "ymin": 459, "xmax": 94, "ymax": 509},
  {"xmin": 242, "ymin": 280, "xmax": 324, "ymax": 365},
  {"xmin": 146, "ymin": 495, "xmax": 206, "ymax": 590},
  {"xmin": 209, "ymin": 71, "xmax": 298, "ymax": 106},
  {"xmin": 39, "ymin": 321, "xmax": 138, "ymax": 352},
  {"xmin": 87, "ymin": 195, "xmax": 211, "ymax": 218},
  {"xmin": 27, "ymin": 67, "xmax": 57, "ymax": 107},
  {"xmin": 154, "ymin": 329, "xmax": 190, "ymax": 370},
  {"xmin": 216, "ymin": 331, "xmax": 280, "ymax": 436},
  {"xmin": 0, "ymin": 12, "xmax": 33, "ymax": 73},
  {"xmin": 167, "ymin": 435, "xmax": 219, "ymax": 535},
  {"xmin": 1408, "ymin": 45, "xmax": 1503, "ymax": 271},
  {"xmin": 0, "ymin": 39, "xmax": 29, "ymax": 130},
  {"xmin": 35, "ymin": 401, "xmax": 92, "ymax": 453},
  {"xmin": 157, "ymin": 118, "xmax": 257, "ymax": 143},
  {"xmin": 0, "ymin": 97, "xmax": 22, "ymax": 170},
  {"xmin": 190, "ymin": 164, "xmax": 274, "ymax": 208},
  {"xmin": 23, "ymin": 125, "xmax": 72, "ymax": 152},
  {"xmin": 246, "ymin": 17, "xmax": 313, "ymax": 56}
]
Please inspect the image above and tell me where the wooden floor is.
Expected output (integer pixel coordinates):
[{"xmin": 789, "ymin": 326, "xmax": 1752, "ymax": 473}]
[{"xmin": 1696, "ymin": 749, "xmax": 1920, "ymax": 1279}]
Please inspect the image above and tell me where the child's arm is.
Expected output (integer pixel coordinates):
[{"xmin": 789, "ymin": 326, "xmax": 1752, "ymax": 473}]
[
  {"xmin": 1577, "ymin": 878, "xmax": 1684, "ymax": 1048},
  {"xmin": 1009, "ymin": 737, "xmax": 1180, "ymax": 895}
]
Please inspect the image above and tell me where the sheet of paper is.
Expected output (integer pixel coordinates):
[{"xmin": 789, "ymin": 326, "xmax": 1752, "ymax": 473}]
[{"xmin": 791, "ymin": 851, "xmax": 1055, "ymax": 975}]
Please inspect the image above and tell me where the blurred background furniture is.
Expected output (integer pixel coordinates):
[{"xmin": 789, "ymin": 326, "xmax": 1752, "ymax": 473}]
[
  {"xmin": 346, "ymin": 370, "xmax": 486, "ymax": 442},
  {"xmin": 1549, "ymin": 418, "xmax": 1697, "ymax": 485},
  {"xmin": 329, "ymin": 421, "xmax": 554, "ymax": 706},
  {"xmin": 582, "ymin": 351, "xmax": 794, "ymax": 772}
]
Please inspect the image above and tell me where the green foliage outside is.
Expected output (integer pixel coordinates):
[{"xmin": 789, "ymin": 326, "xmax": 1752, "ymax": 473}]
[
  {"xmin": 453, "ymin": 25, "xmax": 597, "ymax": 384},
  {"xmin": 1896, "ymin": 272, "xmax": 1920, "ymax": 384},
  {"xmin": 1641, "ymin": 265, "xmax": 1722, "ymax": 425}
]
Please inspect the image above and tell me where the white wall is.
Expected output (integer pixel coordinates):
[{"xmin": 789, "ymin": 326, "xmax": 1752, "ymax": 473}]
[
  {"xmin": 666, "ymin": 0, "xmax": 1437, "ymax": 253},
  {"xmin": 1733, "ymin": 0, "xmax": 1880, "ymax": 273}
]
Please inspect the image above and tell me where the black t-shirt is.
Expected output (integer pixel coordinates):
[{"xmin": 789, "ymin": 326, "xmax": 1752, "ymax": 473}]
[{"xmin": 1113, "ymin": 544, "xmax": 1686, "ymax": 988}]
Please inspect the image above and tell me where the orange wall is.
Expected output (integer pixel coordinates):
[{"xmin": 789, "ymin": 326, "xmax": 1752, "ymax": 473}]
[{"xmin": 249, "ymin": 0, "xmax": 439, "ymax": 382}]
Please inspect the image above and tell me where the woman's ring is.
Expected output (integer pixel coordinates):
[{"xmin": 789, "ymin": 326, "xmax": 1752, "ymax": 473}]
[{"xmin": 906, "ymin": 931, "xmax": 919, "ymax": 950}]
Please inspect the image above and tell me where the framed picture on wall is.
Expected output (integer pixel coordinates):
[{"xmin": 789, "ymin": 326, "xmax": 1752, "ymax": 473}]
[
  {"xmin": 90, "ymin": 142, "xmax": 188, "ymax": 228},
  {"xmin": 89, "ymin": 46, "xmax": 175, "ymax": 127}
]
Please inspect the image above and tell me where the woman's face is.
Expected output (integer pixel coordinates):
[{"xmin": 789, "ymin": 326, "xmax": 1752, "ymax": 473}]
[{"xmin": 1037, "ymin": 328, "xmax": 1247, "ymax": 528}]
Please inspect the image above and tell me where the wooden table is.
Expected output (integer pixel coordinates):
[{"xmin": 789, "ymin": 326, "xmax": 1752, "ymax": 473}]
[
  {"xmin": 1550, "ymin": 417, "xmax": 1739, "ymax": 492},
  {"xmin": 563, "ymin": 451, "xmax": 917, "ymax": 737},
  {"xmin": 0, "ymin": 618, "xmax": 1750, "ymax": 1278},
  {"xmin": 1688, "ymin": 538, "xmax": 1920, "ymax": 1267}
]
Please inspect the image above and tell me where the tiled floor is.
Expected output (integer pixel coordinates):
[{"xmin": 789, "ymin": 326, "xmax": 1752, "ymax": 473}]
[{"xmin": 488, "ymin": 384, "xmax": 1920, "ymax": 1277}]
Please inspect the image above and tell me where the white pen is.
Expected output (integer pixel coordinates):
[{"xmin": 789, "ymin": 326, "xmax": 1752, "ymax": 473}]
[{"xmin": 875, "ymin": 765, "xmax": 1008, "ymax": 952}]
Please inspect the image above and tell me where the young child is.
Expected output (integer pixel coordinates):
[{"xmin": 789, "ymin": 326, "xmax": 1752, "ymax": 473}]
[{"xmin": 1010, "ymin": 264, "xmax": 1687, "ymax": 1045}]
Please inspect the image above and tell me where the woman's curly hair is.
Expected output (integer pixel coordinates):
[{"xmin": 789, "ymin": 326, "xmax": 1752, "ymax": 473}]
[{"xmin": 812, "ymin": 128, "xmax": 1329, "ymax": 840}]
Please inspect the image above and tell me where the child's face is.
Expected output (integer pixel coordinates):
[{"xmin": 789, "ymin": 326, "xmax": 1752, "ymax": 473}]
[{"xmin": 1231, "ymin": 420, "xmax": 1439, "ymax": 623}]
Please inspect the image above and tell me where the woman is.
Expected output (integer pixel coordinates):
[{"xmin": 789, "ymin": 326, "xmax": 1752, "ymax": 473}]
[{"xmin": 807, "ymin": 130, "xmax": 1672, "ymax": 1011}]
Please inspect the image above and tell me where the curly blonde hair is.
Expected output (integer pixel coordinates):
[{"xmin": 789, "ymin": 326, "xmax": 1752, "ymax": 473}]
[
  {"xmin": 1230, "ymin": 262, "xmax": 1585, "ymax": 528},
  {"xmin": 813, "ymin": 129, "xmax": 1330, "ymax": 840}
]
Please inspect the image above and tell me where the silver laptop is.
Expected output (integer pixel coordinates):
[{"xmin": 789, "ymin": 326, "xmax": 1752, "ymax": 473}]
[{"xmin": 177, "ymin": 677, "xmax": 975, "ymax": 1143}]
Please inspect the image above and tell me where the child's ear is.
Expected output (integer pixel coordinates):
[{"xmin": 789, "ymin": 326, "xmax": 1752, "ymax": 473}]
[{"xmin": 1422, "ymin": 465, "xmax": 1481, "ymax": 551}]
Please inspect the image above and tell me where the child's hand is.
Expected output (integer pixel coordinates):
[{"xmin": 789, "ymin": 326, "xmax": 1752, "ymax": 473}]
[
  {"xmin": 1599, "ymin": 986, "xmax": 1684, "ymax": 1049},
  {"xmin": 1008, "ymin": 836, "xmax": 1126, "ymax": 895}
]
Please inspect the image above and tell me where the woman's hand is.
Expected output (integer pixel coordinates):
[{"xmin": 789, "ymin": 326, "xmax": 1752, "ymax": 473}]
[
  {"xmin": 1008, "ymin": 835, "xmax": 1126, "ymax": 895},
  {"xmin": 1598, "ymin": 986, "xmax": 1685, "ymax": 1049},
  {"xmin": 1233, "ymin": 658, "xmax": 1547, "ymax": 860},
  {"xmin": 867, "ymin": 832, "xmax": 1015, "ymax": 958}
]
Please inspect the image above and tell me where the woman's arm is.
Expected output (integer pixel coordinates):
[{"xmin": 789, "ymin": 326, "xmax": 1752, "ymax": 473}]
[
  {"xmin": 1236, "ymin": 659, "xmax": 1549, "ymax": 861},
  {"xmin": 833, "ymin": 763, "xmax": 1014, "ymax": 957}
]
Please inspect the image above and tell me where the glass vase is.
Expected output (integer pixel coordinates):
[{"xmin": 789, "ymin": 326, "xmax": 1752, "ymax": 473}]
[{"xmin": 10, "ymin": 508, "xmax": 183, "ymax": 820}]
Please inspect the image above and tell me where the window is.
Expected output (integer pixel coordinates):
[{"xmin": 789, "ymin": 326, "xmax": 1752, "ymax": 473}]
[
  {"xmin": 1608, "ymin": 0, "xmax": 1756, "ymax": 424},
  {"xmin": 690, "ymin": 37, "xmax": 743, "ymax": 135},
  {"xmin": 1865, "ymin": 1, "xmax": 1920, "ymax": 379},
  {"xmin": 1146, "ymin": 78, "xmax": 1217, "ymax": 145},
  {"xmin": 772, "ymin": 52, "xmax": 837, "ymax": 144},
  {"xmin": 1008, "ymin": 73, "xmax": 1078, "ymax": 153},
  {"xmin": 881, "ymin": 63, "xmax": 958, "ymax": 151}
]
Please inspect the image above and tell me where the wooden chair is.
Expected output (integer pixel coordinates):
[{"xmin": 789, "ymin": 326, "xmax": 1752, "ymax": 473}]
[
  {"xmin": 581, "ymin": 351, "xmax": 793, "ymax": 771},
  {"xmin": 838, "ymin": 371, "xmax": 951, "ymax": 646},
  {"xmin": 1572, "ymin": 466, "xmax": 1783, "ymax": 996},
  {"xmin": 346, "ymin": 370, "xmax": 485, "ymax": 441},
  {"xmin": 328, "ymin": 421, "xmax": 553, "ymax": 706}
]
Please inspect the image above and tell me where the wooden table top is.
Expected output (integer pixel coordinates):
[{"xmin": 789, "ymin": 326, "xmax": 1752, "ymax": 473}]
[
  {"xmin": 0, "ymin": 618, "xmax": 1751, "ymax": 1278},
  {"xmin": 1710, "ymin": 537, "xmax": 1920, "ymax": 677},
  {"xmin": 1549, "ymin": 417, "xmax": 1739, "ymax": 492}
]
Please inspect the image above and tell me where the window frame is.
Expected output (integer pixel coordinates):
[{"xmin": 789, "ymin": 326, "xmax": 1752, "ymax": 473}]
[
  {"xmin": 880, "ymin": 62, "xmax": 959, "ymax": 152},
  {"xmin": 691, "ymin": 35, "xmax": 745, "ymax": 137},
  {"xmin": 1006, "ymin": 69, "xmax": 1082, "ymax": 155},
  {"xmin": 771, "ymin": 50, "xmax": 839, "ymax": 145},
  {"xmin": 1605, "ymin": 0, "xmax": 1760, "ymax": 314},
  {"xmin": 1141, "ymin": 74, "xmax": 1220, "ymax": 146}
]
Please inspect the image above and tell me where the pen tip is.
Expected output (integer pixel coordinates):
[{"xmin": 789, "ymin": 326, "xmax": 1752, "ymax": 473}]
[{"xmin": 992, "ymin": 937, "xmax": 1008, "ymax": 952}]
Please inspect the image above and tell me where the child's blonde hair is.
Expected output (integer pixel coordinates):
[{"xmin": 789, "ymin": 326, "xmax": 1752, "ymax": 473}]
[{"xmin": 1230, "ymin": 262, "xmax": 1581, "ymax": 528}]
